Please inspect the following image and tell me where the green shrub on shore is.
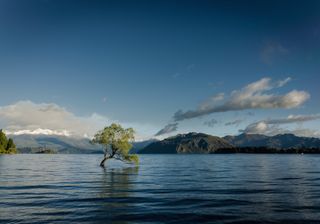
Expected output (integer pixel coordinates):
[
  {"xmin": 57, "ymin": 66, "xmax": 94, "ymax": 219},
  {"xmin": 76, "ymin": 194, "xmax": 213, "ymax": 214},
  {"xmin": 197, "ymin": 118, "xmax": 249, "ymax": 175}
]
[{"xmin": 0, "ymin": 130, "xmax": 17, "ymax": 154}]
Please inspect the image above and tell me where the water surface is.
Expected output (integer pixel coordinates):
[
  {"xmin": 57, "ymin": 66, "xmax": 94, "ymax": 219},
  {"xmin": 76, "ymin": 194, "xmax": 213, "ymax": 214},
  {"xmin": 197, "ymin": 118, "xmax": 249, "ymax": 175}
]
[{"xmin": 1, "ymin": 154, "xmax": 320, "ymax": 223}]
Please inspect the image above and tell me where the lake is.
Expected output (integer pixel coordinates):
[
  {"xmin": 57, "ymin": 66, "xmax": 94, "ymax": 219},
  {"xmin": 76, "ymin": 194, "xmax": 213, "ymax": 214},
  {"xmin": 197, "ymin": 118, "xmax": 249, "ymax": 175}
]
[{"xmin": 1, "ymin": 154, "xmax": 320, "ymax": 223}]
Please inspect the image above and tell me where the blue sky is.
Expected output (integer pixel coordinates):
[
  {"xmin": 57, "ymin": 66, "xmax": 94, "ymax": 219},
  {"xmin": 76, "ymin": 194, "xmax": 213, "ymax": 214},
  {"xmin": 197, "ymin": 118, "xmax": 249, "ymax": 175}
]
[{"xmin": 0, "ymin": 0, "xmax": 319, "ymax": 139}]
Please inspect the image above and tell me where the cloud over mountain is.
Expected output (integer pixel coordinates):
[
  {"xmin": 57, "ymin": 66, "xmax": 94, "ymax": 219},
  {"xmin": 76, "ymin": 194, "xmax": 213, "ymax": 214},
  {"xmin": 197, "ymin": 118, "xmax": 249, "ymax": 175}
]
[
  {"xmin": 5, "ymin": 128, "xmax": 71, "ymax": 136},
  {"xmin": 173, "ymin": 77, "xmax": 309, "ymax": 121},
  {"xmin": 155, "ymin": 123, "xmax": 178, "ymax": 136},
  {"xmin": 0, "ymin": 101, "xmax": 167, "ymax": 141},
  {"xmin": 241, "ymin": 114, "xmax": 320, "ymax": 137},
  {"xmin": 0, "ymin": 101, "xmax": 109, "ymax": 137}
]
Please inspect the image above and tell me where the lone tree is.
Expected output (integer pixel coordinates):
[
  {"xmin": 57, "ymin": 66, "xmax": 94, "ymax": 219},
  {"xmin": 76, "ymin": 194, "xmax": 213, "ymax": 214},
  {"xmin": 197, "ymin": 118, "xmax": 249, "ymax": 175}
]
[{"xmin": 91, "ymin": 123, "xmax": 139, "ymax": 167}]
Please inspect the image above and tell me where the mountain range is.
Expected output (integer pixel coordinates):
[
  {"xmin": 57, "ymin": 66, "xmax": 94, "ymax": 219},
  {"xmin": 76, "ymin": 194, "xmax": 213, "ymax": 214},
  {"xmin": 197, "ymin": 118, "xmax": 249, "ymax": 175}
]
[
  {"xmin": 11, "ymin": 134, "xmax": 102, "ymax": 154},
  {"xmin": 10, "ymin": 134, "xmax": 156, "ymax": 154},
  {"xmin": 223, "ymin": 133, "xmax": 320, "ymax": 149},
  {"xmin": 140, "ymin": 133, "xmax": 320, "ymax": 154},
  {"xmin": 9, "ymin": 132, "xmax": 320, "ymax": 154},
  {"xmin": 139, "ymin": 132, "xmax": 233, "ymax": 154}
]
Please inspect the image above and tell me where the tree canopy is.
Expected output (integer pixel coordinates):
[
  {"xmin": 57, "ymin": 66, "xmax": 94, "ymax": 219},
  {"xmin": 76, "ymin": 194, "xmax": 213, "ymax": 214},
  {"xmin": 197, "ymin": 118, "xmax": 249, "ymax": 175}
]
[
  {"xmin": 91, "ymin": 123, "xmax": 139, "ymax": 167},
  {"xmin": 0, "ymin": 130, "xmax": 17, "ymax": 154}
]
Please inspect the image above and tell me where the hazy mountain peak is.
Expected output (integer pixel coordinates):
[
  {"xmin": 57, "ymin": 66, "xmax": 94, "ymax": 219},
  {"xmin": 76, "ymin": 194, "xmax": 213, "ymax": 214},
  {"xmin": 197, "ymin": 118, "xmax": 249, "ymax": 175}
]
[{"xmin": 5, "ymin": 129, "xmax": 71, "ymax": 137}]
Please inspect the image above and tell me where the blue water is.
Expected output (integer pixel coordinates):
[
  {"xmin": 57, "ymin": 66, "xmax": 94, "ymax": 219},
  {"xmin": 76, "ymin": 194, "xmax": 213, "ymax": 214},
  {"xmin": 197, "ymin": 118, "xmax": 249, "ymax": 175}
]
[{"xmin": 1, "ymin": 154, "xmax": 320, "ymax": 223}]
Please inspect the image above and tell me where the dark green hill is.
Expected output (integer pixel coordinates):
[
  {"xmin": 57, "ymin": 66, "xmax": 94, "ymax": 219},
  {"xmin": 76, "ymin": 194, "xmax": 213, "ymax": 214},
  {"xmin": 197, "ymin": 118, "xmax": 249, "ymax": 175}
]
[
  {"xmin": 223, "ymin": 133, "xmax": 320, "ymax": 149},
  {"xmin": 139, "ymin": 132, "xmax": 234, "ymax": 154}
]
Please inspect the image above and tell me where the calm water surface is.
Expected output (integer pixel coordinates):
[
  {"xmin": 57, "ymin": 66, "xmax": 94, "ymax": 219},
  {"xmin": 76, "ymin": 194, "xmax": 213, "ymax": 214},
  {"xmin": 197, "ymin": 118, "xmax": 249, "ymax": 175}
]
[{"xmin": 1, "ymin": 154, "xmax": 320, "ymax": 223}]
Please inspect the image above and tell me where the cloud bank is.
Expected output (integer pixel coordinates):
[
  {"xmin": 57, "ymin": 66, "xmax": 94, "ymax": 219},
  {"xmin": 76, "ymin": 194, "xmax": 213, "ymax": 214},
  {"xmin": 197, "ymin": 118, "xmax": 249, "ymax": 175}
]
[
  {"xmin": 0, "ymin": 101, "xmax": 168, "ymax": 141},
  {"xmin": 173, "ymin": 77, "xmax": 309, "ymax": 121},
  {"xmin": 5, "ymin": 128, "xmax": 72, "ymax": 136},
  {"xmin": 241, "ymin": 114, "xmax": 320, "ymax": 137},
  {"xmin": 0, "ymin": 101, "xmax": 109, "ymax": 137}
]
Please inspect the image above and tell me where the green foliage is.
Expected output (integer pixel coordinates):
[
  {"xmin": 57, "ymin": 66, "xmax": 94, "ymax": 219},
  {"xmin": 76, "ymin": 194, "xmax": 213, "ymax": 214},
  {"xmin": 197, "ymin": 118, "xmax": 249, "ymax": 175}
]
[
  {"xmin": 0, "ymin": 130, "xmax": 8, "ymax": 150},
  {"xmin": 6, "ymin": 138, "xmax": 16, "ymax": 150},
  {"xmin": 92, "ymin": 123, "xmax": 139, "ymax": 166},
  {"xmin": 123, "ymin": 154, "xmax": 139, "ymax": 164},
  {"xmin": 0, "ymin": 147, "xmax": 17, "ymax": 154},
  {"xmin": 0, "ymin": 144, "xmax": 4, "ymax": 153},
  {"xmin": 0, "ymin": 130, "xmax": 17, "ymax": 154}
]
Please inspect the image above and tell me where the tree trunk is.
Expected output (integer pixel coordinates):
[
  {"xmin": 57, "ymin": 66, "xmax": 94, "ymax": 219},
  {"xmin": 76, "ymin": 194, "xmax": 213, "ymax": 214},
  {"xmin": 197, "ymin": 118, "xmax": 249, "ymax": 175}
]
[{"xmin": 100, "ymin": 156, "xmax": 108, "ymax": 167}]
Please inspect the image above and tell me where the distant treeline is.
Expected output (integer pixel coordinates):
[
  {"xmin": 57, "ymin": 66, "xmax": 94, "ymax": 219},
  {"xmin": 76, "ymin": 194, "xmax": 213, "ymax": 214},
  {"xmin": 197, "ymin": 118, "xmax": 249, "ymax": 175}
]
[
  {"xmin": 18, "ymin": 147, "xmax": 57, "ymax": 154},
  {"xmin": 0, "ymin": 130, "xmax": 17, "ymax": 154},
  {"xmin": 213, "ymin": 147, "xmax": 320, "ymax": 154}
]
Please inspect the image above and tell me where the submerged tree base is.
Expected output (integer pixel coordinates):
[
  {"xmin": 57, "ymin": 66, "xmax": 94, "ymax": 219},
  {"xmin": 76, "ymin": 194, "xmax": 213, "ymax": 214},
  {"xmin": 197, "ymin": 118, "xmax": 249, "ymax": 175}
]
[
  {"xmin": 100, "ymin": 156, "xmax": 109, "ymax": 167},
  {"xmin": 99, "ymin": 154, "xmax": 139, "ymax": 167}
]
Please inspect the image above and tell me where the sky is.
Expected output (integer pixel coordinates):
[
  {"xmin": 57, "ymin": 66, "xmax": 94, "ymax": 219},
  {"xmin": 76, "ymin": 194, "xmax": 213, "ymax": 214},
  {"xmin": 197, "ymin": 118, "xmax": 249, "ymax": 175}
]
[{"xmin": 0, "ymin": 0, "xmax": 319, "ymax": 140}]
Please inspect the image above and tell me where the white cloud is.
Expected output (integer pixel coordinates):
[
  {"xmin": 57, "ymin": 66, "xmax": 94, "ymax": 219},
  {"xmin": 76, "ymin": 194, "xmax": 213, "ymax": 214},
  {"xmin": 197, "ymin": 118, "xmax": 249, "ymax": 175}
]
[
  {"xmin": 277, "ymin": 77, "xmax": 291, "ymax": 87},
  {"xmin": 241, "ymin": 121, "xmax": 269, "ymax": 134},
  {"xmin": 0, "ymin": 100, "xmax": 109, "ymax": 137},
  {"xmin": 199, "ymin": 93, "xmax": 224, "ymax": 110},
  {"xmin": 5, "ymin": 128, "xmax": 71, "ymax": 136},
  {"xmin": 0, "ymin": 100, "xmax": 160, "ymax": 141},
  {"xmin": 241, "ymin": 114, "xmax": 320, "ymax": 137},
  {"xmin": 173, "ymin": 77, "xmax": 309, "ymax": 121}
]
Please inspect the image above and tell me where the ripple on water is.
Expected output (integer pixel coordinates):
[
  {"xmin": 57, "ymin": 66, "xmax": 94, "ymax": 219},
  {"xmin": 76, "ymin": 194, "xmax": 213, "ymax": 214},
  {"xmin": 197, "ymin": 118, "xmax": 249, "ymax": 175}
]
[{"xmin": 1, "ymin": 154, "xmax": 320, "ymax": 223}]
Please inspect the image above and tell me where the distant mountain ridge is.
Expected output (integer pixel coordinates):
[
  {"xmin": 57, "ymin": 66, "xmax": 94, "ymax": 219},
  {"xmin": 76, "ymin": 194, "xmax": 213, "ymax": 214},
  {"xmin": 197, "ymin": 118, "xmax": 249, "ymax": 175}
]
[
  {"xmin": 140, "ymin": 132, "xmax": 320, "ymax": 154},
  {"xmin": 10, "ymin": 132, "xmax": 320, "ymax": 154},
  {"xmin": 139, "ymin": 132, "xmax": 233, "ymax": 154},
  {"xmin": 223, "ymin": 133, "xmax": 320, "ymax": 149},
  {"xmin": 10, "ymin": 134, "xmax": 156, "ymax": 154},
  {"xmin": 11, "ymin": 134, "xmax": 102, "ymax": 154},
  {"xmin": 130, "ymin": 139, "xmax": 158, "ymax": 153}
]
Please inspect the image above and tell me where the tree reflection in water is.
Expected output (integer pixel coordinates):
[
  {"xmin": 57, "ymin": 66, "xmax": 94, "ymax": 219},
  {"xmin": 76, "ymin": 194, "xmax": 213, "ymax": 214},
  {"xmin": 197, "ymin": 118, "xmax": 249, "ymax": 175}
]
[{"xmin": 96, "ymin": 166, "xmax": 140, "ymax": 223}]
